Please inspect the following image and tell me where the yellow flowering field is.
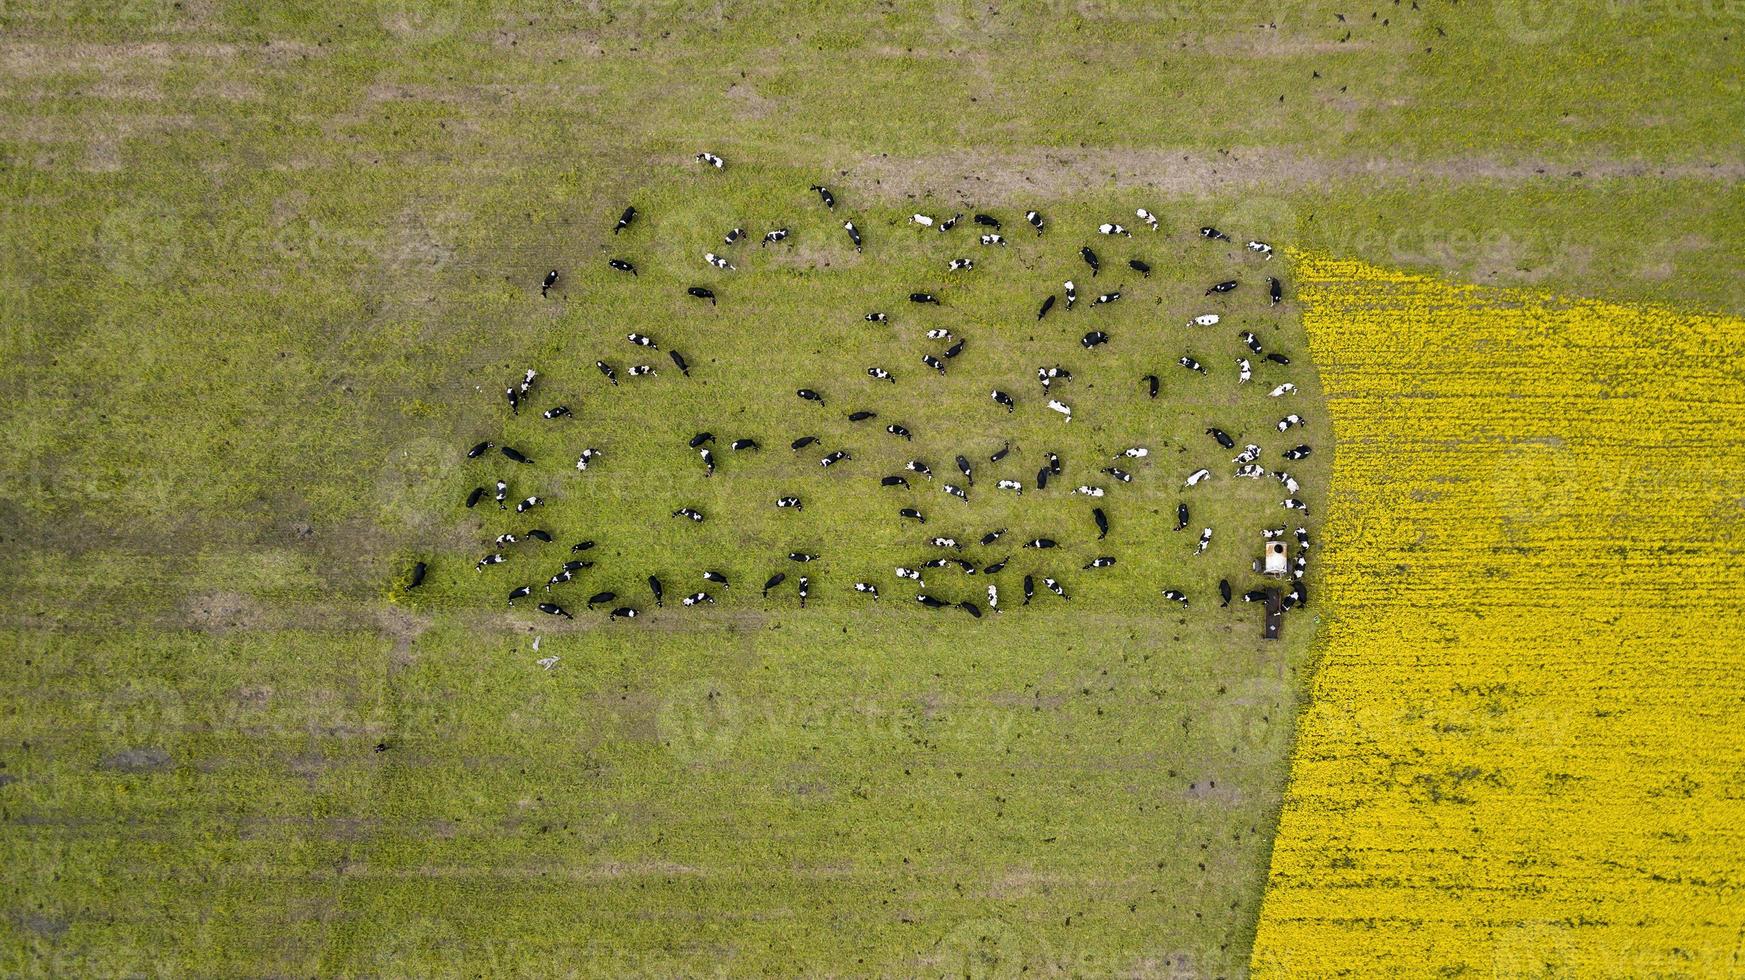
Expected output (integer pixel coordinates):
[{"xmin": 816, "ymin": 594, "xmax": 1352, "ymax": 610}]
[{"xmin": 1252, "ymin": 255, "xmax": 1745, "ymax": 976}]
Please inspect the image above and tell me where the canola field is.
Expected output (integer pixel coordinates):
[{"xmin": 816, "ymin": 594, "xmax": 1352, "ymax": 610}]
[{"xmin": 1252, "ymin": 255, "xmax": 1745, "ymax": 975}]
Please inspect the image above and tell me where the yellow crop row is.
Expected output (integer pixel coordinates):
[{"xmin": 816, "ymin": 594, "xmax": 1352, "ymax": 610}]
[{"xmin": 1251, "ymin": 255, "xmax": 1745, "ymax": 976}]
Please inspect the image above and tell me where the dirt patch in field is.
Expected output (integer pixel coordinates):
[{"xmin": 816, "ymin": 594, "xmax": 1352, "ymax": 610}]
[
  {"xmin": 185, "ymin": 591, "xmax": 266, "ymax": 633},
  {"xmin": 100, "ymin": 747, "xmax": 173, "ymax": 773}
]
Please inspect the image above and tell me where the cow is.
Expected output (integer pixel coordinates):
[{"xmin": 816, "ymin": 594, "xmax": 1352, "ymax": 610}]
[
  {"xmin": 690, "ymin": 432, "xmax": 715, "ymax": 448},
  {"xmin": 981, "ymin": 528, "xmax": 1005, "ymax": 546},
  {"xmin": 476, "ymin": 553, "xmax": 505, "ymax": 571},
  {"xmin": 990, "ymin": 442, "xmax": 1011, "ymax": 463},
  {"xmin": 1084, "ymin": 556, "xmax": 1116, "ymax": 569},
  {"xmin": 467, "ymin": 440, "xmax": 492, "ymax": 459},
  {"xmin": 1283, "ymin": 498, "xmax": 1310, "ymax": 514},
  {"xmin": 917, "ymin": 594, "xmax": 949, "ymax": 609},
  {"xmin": 923, "ymin": 354, "xmax": 946, "ymax": 374},
  {"xmin": 910, "ymin": 292, "xmax": 940, "ymax": 305},
  {"xmin": 928, "ymin": 537, "xmax": 960, "ymax": 550},
  {"xmin": 882, "ymin": 475, "xmax": 910, "ymax": 489},
  {"xmin": 797, "ymin": 577, "xmax": 809, "ymax": 607},
  {"xmin": 546, "ymin": 569, "xmax": 573, "ymax": 591},
  {"xmin": 1241, "ymin": 331, "xmax": 1264, "ymax": 353},
  {"xmin": 575, "ymin": 448, "xmax": 600, "ymax": 471},
  {"xmin": 1075, "ymin": 485, "xmax": 1105, "ymax": 498},
  {"xmin": 587, "ymin": 590, "xmax": 616, "ymax": 607},
  {"xmin": 1200, "ymin": 226, "xmax": 1230, "ymax": 241},
  {"xmin": 855, "ymin": 582, "xmax": 880, "ymax": 600},
  {"xmin": 1098, "ymin": 223, "xmax": 1130, "ymax": 237},
  {"xmin": 1047, "ymin": 399, "xmax": 1073, "ymax": 422},
  {"xmin": 987, "ymin": 583, "xmax": 999, "ymax": 610},
  {"xmin": 1082, "ymin": 331, "xmax": 1110, "ymax": 349},
  {"xmin": 898, "ymin": 507, "xmax": 925, "ymax": 522},
  {"xmin": 571, "ymin": 540, "xmax": 595, "ymax": 553},
  {"xmin": 1118, "ymin": 447, "xmax": 1149, "ymax": 459},
  {"xmin": 887, "ymin": 423, "xmax": 913, "ymax": 440},
  {"xmin": 1191, "ymin": 314, "xmax": 1220, "ymax": 327},
  {"xmin": 810, "ymin": 185, "xmax": 835, "ymax": 208},
  {"xmin": 508, "ymin": 585, "xmax": 532, "ymax": 607},
  {"xmin": 1026, "ymin": 538, "xmax": 1057, "ymax": 549},
  {"xmin": 1247, "ymin": 240, "xmax": 1273, "ymax": 258},
  {"xmin": 1185, "ymin": 468, "xmax": 1211, "ymax": 487},
  {"xmin": 776, "ymin": 496, "xmax": 803, "ymax": 510},
  {"xmin": 704, "ymin": 252, "xmax": 734, "ymax": 271},
  {"xmin": 1036, "ymin": 466, "xmax": 1050, "ymax": 490},
  {"xmin": 608, "ymin": 606, "xmax": 638, "ymax": 620},
  {"xmin": 1219, "ymin": 579, "xmax": 1233, "ymax": 607},
  {"xmin": 731, "ymin": 438, "xmax": 759, "ymax": 451},
  {"xmin": 525, "ymin": 529, "xmax": 552, "ymax": 543},
  {"xmin": 1206, "ymin": 427, "xmax": 1234, "ymax": 449},
  {"xmin": 895, "ymin": 566, "xmax": 923, "ymax": 583},
  {"xmin": 1064, "ymin": 280, "xmax": 1077, "ymax": 309},
  {"xmin": 820, "ymin": 450, "xmax": 850, "ymax": 467},
  {"xmin": 1046, "ymin": 452, "xmax": 1062, "ymax": 475},
  {"xmin": 542, "ymin": 269, "xmax": 558, "ymax": 296},
  {"xmin": 763, "ymin": 228, "xmax": 789, "ymax": 246},
  {"xmin": 1179, "ymin": 356, "xmax": 1205, "ymax": 374},
  {"xmin": 542, "ymin": 405, "xmax": 571, "ymax": 420},
  {"xmin": 911, "ymin": 213, "xmax": 935, "ymax": 227},
  {"xmin": 1270, "ymin": 382, "xmax": 1298, "ymax": 397},
  {"xmin": 983, "ymin": 556, "xmax": 1009, "ymax": 574},
  {"xmin": 1242, "ymin": 589, "xmax": 1269, "ymax": 603},
  {"xmin": 1093, "ymin": 507, "xmax": 1109, "ymax": 539},
  {"xmin": 672, "ymin": 507, "xmax": 705, "ymax": 522},
  {"xmin": 1136, "ymin": 208, "xmax": 1159, "ymax": 230},
  {"xmin": 1023, "ymin": 575, "xmax": 1035, "ymax": 605},
  {"xmin": 1233, "ymin": 444, "xmax": 1262, "ymax": 465},
  {"xmin": 958, "ymin": 601, "xmax": 982, "ymax": 618},
  {"xmin": 1026, "ymin": 210, "xmax": 1044, "ymax": 233},
  {"xmin": 940, "ymin": 213, "xmax": 962, "ymax": 231},
  {"xmin": 724, "ymin": 227, "xmax": 745, "ymax": 246},
  {"xmin": 628, "ymin": 365, "xmax": 656, "ymax": 377},
  {"xmin": 1206, "ymin": 280, "xmax": 1238, "ymax": 295},
  {"xmin": 1196, "ymin": 527, "xmax": 1213, "ymax": 554},
  {"xmin": 1102, "ymin": 467, "xmax": 1131, "ymax": 483},
  {"xmin": 1143, "ymin": 374, "xmax": 1160, "ymax": 398},
  {"xmin": 466, "ymin": 486, "xmax": 485, "ymax": 508},
  {"xmin": 996, "ymin": 479, "xmax": 1022, "ymax": 494},
  {"xmin": 1129, "ymin": 259, "xmax": 1151, "ymax": 277},
  {"xmin": 1238, "ymin": 357, "xmax": 1253, "ymax": 383},
  {"xmin": 609, "ymin": 258, "xmax": 637, "ymax": 276},
  {"xmin": 791, "ymin": 436, "xmax": 819, "ymax": 451},
  {"xmin": 974, "ymin": 213, "xmax": 1000, "ymax": 229},
  {"xmin": 797, "ymin": 388, "xmax": 825, "ymax": 405},
  {"xmin": 1267, "ymin": 353, "xmax": 1292, "ymax": 366},
  {"xmin": 907, "ymin": 459, "xmax": 933, "ymax": 478},
  {"xmin": 696, "ymin": 151, "xmax": 725, "ymax": 168},
  {"xmin": 979, "ymin": 234, "xmax": 1006, "ymax": 246},
  {"xmin": 943, "ymin": 339, "xmax": 965, "ymax": 359},
  {"xmin": 516, "ymin": 496, "xmax": 541, "ymax": 514},
  {"xmin": 596, "ymin": 360, "xmax": 619, "ymax": 386},
  {"xmin": 848, "ymin": 411, "xmax": 877, "ymax": 422},
  {"xmin": 1080, "ymin": 246, "xmax": 1100, "ymax": 275},
  {"xmin": 505, "ymin": 385, "xmax": 520, "ymax": 415},
  {"xmin": 495, "ymin": 480, "xmax": 509, "ymax": 509},
  {"xmin": 495, "ymin": 533, "xmax": 518, "ymax": 547},
  {"xmin": 762, "ymin": 572, "xmax": 786, "ymax": 597},
  {"xmin": 1296, "ymin": 527, "xmax": 1311, "ymax": 550},
  {"xmin": 538, "ymin": 602, "xmax": 574, "ymax": 619},
  {"xmin": 789, "ymin": 552, "xmax": 819, "ymax": 562},
  {"xmin": 670, "ymin": 351, "xmax": 691, "ymax": 376},
  {"xmin": 1038, "ymin": 295, "xmax": 1056, "ymax": 320},
  {"xmin": 683, "ymin": 592, "xmax": 715, "ymax": 606},
  {"xmin": 1268, "ymin": 276, "xmax": 1282, "ymax": 305},
  {"xmin": 955, "ymin": 455, "xmax": 974, "ymax": 485},
  {"xmin": 1283, "ymin": 445, "xmax": 1312, "ymax": 460},
  {"xmin": 613, "ymin": 206, "xmax": 637, "ymax": 234},
  {"xmin": 1044, "ymin": 577, "xmax": 1069, "ymax": 600},
  {"xmin": 687, "ymin": 286, "xmax": 716, "ymax": 305},
  {"xmin": 868, "ymin": 366, "xmax": 895, "ymax": 383},
  {"xmin": 944, "ymin": 484, "xmax": 968, "ymax": 502},
  {"xmin": 843, "ymin": 222, "xmax": 863, "ymax": 252},
  {"xmin": 703, "ymin": 570, "xmax": 729, "ymax": 588},
  {"xmin": 1277, "ymin": 414, "xmax": 1305, "ymax": 432},
  {"xmin": 1162, "ymin": 589, "xmax": 1188, "ymax": 606}
]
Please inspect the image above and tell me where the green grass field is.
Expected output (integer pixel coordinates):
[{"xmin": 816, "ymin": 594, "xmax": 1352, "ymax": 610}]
[{"xmin": 2, "ymin": 1, "xmax": 1740, "ymax": 975}]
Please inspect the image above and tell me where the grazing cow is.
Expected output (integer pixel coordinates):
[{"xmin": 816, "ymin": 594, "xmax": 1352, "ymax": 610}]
[
  {"xmin": 958, "ymin": 601, "xmax": 982, "ymax": 618},
  {"xmin": 587, "ymin": 590, "xmax": 616, "ymax": 608},
  {"xmin": 943, "ymin": 339, "xmax": 966, "ymax": 358},
  {"xmin": 1162, "ymin": 589, "xmax": 1188, "ymax": 606},
  {"xmin": 848, "ymin": 410, "xmax": 877, "ymax": 422},
  {"xmin": 517, "ymin": 496, "xmax": 541, "ymax": 514},
  {"xmin": 1283, "ymin": 498, "xmax": 1309, "ymax": 514},
  {"xmin": 724, "ymin": 438, "xmax": 756, "ymax": 453},
  {"xmin": 466, "ymin": 486, "xmax": 485, "ymax": 508},
  {"xmin": 476, "ymin": 553, "xmax": 505, "ymax": 571},
  {"xmin": 542, "ymin": 269, "xmax": 558, "ymax": 296},
  {"xmin": 843, "ymin": 222, "xmax": 862, "ymax": 252},
  {"xmin": 609, "ymin": 258, "xmax": 637, "ymax": 276},
  {"xmin": 609, "ymin": 606, "xmax": 638, "ymax": 620},
  {"xmin": 690, "ymin": 432, "xmax": 715, "ymax": 448},
  {"xmin": 923, "ymin": 354, "xmax": 946, "ymax": 374},
  {"xmin": 1179, "ymin": 356, "xmax": 1205, "ymax": 374},
  {"xmin": 575, "ymin": 448, "xmax": 600, "ymax": 471},
  {"xmin": 496, "ymin": 533, "xmax": 518, "ymax": 547},
  {"xmin": 1200, "ymin": 226, "xmax": 1230, "ymax": 241},
  {"xmin": 498, "ymin": 446, "xmax": 532, "ymax": 465},
  {"xmin": 1064, "ymin": 280, "xmax": 1077, "ymax": 309},
  {"xmin": 776, "ymin": 495, "xmax": 803, "ymax": 510},
  {"xmin": 907, "ymin": 459, "xmax": 933, "ymax": 478},
  {"xmin": 1237, "ymin": 332, "xmax": 1264, "ymax": 355},
  {"xmin": 1289, "ymin": 581, "xmax": 1307, "ymax": 608},
  {"xmin": 614, "ymin": 206, "xmax": 637, "ymax": 234},
  {"xmin": 910, "ymin": 292, "xmax": 940, "ymax": 305},
  {"xmin": 990, "ymin": 442, "xmax": 1011, "ymax": 463},
  {"xmin": 684, "ymin": 592, "xmax": 715, "ymax": 607},
  {"xmin": 1219, "ymin": 579, "xmax": 1233, "ymax": 607},
  {"xmin": 1269, "ymin": 382, "xmax": 1298, "ymax": 397},
  {"xmin": 763, "ymin": 228, "xmax": 789, "ymax": 246},
  {"xmin": 895, "ymin": 566, "xmax": 923, "ymax": 582},
  {"xmin": 929, "ymin": 537, "xmax": 960, "ymax": 550},
  {"xmin": 1242, "ymin": 589, "xmax": 1269, "ymax": 603},
  {"xmin": 956, "ymin": 455, "xmax": 974, "ymax": 484},
  {"xmin": 1185, "ymin": 468, "xmax": 1211, "ymax": 487},
  {"xmin": 762, "ymin": 572, "xmax": 786, "ymax": 597},
  {"xmin": 865, "ymin": 312, "xmax": 889, "ymax": 323},
  {"xmin": 1206, "ymin": 279, "xmax": 1238, "ymax": 295},
  {"xmin": 886, "ymin": 423, "xmax": 913, "ymax": 441},
  {"xmin": 1085, "ymin": 556, "xmax": 1116, "ymax": 569},
  {"xmin": 1277, "ymin": 471, "xmax": 1301, "ymax": 494},
  {"xmin": 1296, "ymin": 527, "xmax": 1311, "ymax": 550},
  {"xmin": 981, "ymin": 528, "xmax": 1005, "ymax": 546},
  {"xmin": 1237, "ymin": 357, "xmax": 1253, "ymax": 383},
  {"xmin": 1038, "ymin": 365, "xmax": 1071, "ymax": 390},
  {"xmin": 1206, "ymin": 427, "xmax": 1234, "ymax": 449},
  {"xmin": 944, "ymin": 484, "xmax": 968, "ymax": 502},
  {"xmin": 974, "ymin": 213, "xmax": 1000, "ymax": 229},
  {"xmin": 1143, "ymin": 374, "xmax": 1160, "ymax": 398},
  {"xmin": 927, "ymin": 329, "xmax": 953, "ymax": 340},
  {"xmin": 628, "ymin": 365, "xmax": 656, "ymax": 377},
  {"xmin": 596, "ymin": 360, "xmax": 619, "ymax": 386},
  {"xmin": 855, "ymin": 582, "xmax": 880, "ymax": 600},
  {"xmin": 917, "ymin": 594, "xmax": 949, "ymax": 609},
  {"xmin": 1026, "ymin": 210, "xmax": 1044, "ymax": 233},
  {"xmin": 673, "ymin": 507, "xmax": 705, "ymax": 522},
  {"xmin": 571, "ymin": 540, "xmax": 595, "ymax": 553},
  {"xmin": 1080, "ymin": 247, "xmax": 1100, "ymax": 275},
  {"xmin": 1093, "ymin": 507, "xmax": 1109, "ymax": 539},
  {"xmin": 670, "ymin": 351, "xmax": 692, "ymax": 376},
  {"xmin": 987, "ymin": 583, "xmax": 999, "ymax": 610},
  {"xmin": 505, "ymin": 386, "xmax": 521, "ymax": 415},
  {"xmin": 696, "ymin": 151, "xmax": 725, "ymax": 168},
  {"xmin": 1196, "ymin": 528, "xmax": 1213, "ymax": 554},
  {"xmin": 911, "ymin": 213, "xmax": 935, "ymax": 228},
  {"xmin": 687, "ymin": 286, "xmax": 716, "ymax": 305},
  {"xmin": 789, "ymin": 552, "xmax": 819, "ymax": 562},
  {"xmin": 647, "ymin": 575, "xmax": 664, "ymax": 608},
  {"xmin": 797, "ymin": 388, "xmax": 824, "ymax": 405},
  {"xmin": 940, "ymin": 213, "xmax": 962, "ymax": 231},
  {"xmin": 1046, "ymin": 451, "xmax": 1062, "ymax": 475},
  {"xmin": 1074, "ymin": 485, "xmax": 1105, "ymax": 498},
  {"xmin": 562, "ymin": 560, "xmax": 592, "ymax": 574},
  {"xmin": 984, "ymin": 556, "xmax": 1009, "ymax": 574},
  {"xmin": 1092, "ymin": 288, "xmax": 1120, "ymax": 308},
  {"xmin": 1247, "ymin": 240, "xmax": 1273, "ymax": 258},
  {"xmin": 508, "ymin": 585, "xmax": 532, "ymax": 607},
  {"xmin": 1283, "ymin": 445, "xmax": 1312, "ymax": 460},
  {"xmin": 1118, "ymin": 447, "xmax": 1149, "ymax": 459},
  {"xmin": 1267, "ymin": 276, "xmax": 1283, "ymax": 305},
  {"xmin": 525, "ymin": 529, "xmax": 553, "ymax": 544},
  {"xmin": 820, "ymin": 450, "xmax": 850, "ymax": 467},
  {"xmin": 407, "ymin": 562, "xmax": 427, "ymax": 589},
  {"xmin": 1189, "ymin": 314, "xmax": 1221, "ymax": 329},
  {"xmin": 882, "ymin": 475, "xmax": 910, "ymax": 489},
  {"xmin": 701, "ymin": 571, "xmax": 729, "ymax": 590},
  {"xmin": 996, "ymin": 479, "xmax": 1022, "ymax": 494},
  {"xmin": 538, "ymin": 602, "xmax": 573, "ymax": 619},
  {"xmin": 1026, "ymin": 538, "xmax": 1058, "ymax": 549},
  {"xmin": 704, "ymin": 252, "xmax": 734, "ymax": 271},
  {"xmin": 1037, "ymin": 294, "xmax": 1056, "ymax": 320},
  {"xmin": 546, "ymin": 569, "xmax": 573, "ymax": 590},
  {"xmin": 1098, "ymin": 223, "xmax": 1130, "ymax": 237},
  {"xmin": 1294, "ymin": 554, "xmax": 1308, "ymax": 579},
  {"xmin": 1266, "ymin": 352, "xmax": 1291, "ymax": 366},
  {"xmin": 1129, "ymin": 259, "xmax": 1151, "ymax": 277},
  {"xmin": 1047, "ymin": 399, "xmax": 1073, "ymax": 422},
  {"xmin": 979, "ymin": 234, "xmax": 1007, "ymax": 246},
  {"xmin": 948, "ymin": 258, "xmax": 973, "ymax": 271},
  {"xmin": 1233, "ymin": 444, "xmax": 1262, "ymax": 465},
  {"xmin": 1102, "ymin": 467, "xmax": 1131, "ymax": 483},
  {"xmin": 811, "ymin": 185, "xmax": 836, "ymax": 208},
  {"xmin": 468, "ymin": 440, "xmax": 492, "ymax": 459},
  {"xmin": 867, "ymin": 366, "xmax": 895, "ymax": 383},
  {"xmin": 495, "ymin": 480, "xmax": 509, "ymax": 509},
  {"xmin": 791, "ymin": 435, "xmax": 819, "ymax": 452},
  {"xmin": 1036, "ymin": 466, "xmax": 1050, "ymax": 490},
  {"xmin": 724, "ymin": 227, "xmax": 745, "ymax": 246},
  {"xmin": 1023, "ymin": 575, "xmax": 1036, "ymax": 605},
  {"xmin": 1044, "ymin": 578, "xmax": 1069, "ymax": 600},
  {"xmin": 1136, "ymin": 208, "xmax": 1159, "ymax": 230},
  {"xmin": 898, "ymin": 507, "xmax": 925, "ymax": 522},
  {"xmin": 543, "ymin": 405, "xmax": 571, "ymax": 420}
]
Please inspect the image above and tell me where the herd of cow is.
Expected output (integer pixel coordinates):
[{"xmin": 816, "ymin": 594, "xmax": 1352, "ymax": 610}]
[{"xmin": 407, "ymin": 159, "xmax": 1315, "ymax": 627}]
